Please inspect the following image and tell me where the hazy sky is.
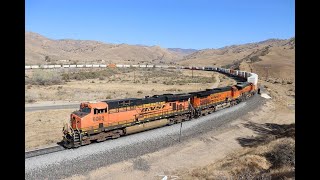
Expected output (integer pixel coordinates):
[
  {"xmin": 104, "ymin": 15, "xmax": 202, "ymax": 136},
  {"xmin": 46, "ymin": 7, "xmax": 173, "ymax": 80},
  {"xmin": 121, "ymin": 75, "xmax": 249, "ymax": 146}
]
[{"xmin": 26, "ymin": 0, "xmax": 295, "ymax": 49}]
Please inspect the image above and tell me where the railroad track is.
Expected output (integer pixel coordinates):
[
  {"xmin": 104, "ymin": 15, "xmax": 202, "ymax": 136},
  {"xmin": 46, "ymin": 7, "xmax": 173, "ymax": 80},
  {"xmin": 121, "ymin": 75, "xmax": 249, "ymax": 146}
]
[{"xmin": 25, "ymin": 145, "xmax": 66, "ymax": 159}]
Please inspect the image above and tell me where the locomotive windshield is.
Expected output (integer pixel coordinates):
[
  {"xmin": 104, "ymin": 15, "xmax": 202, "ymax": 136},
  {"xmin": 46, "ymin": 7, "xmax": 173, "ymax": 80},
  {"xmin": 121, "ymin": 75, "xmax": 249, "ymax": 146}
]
[{"xmin": 80, "ymin": 107, "xmax": 91, "ymax": 113}]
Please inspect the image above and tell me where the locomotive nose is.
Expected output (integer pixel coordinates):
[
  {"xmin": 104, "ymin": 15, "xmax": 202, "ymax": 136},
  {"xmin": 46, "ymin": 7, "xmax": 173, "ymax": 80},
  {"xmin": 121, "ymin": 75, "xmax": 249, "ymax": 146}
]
[{"xmin": 71, "ymin": 114, "xmax": 82, "ymax": 129}]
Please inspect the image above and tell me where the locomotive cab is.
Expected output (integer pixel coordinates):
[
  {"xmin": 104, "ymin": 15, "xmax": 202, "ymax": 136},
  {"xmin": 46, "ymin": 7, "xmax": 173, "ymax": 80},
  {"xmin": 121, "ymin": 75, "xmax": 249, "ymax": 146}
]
[
  {"xmin": 63, "ymin": 102, "xmax": 109, "ymax": 148},
  {"xmin": 70, "ymin": 102, "xmax": 91, "ymax": 130},
  {"xmin": 70, "ymin": 102, "xmax": 109, "ymax": 131}
]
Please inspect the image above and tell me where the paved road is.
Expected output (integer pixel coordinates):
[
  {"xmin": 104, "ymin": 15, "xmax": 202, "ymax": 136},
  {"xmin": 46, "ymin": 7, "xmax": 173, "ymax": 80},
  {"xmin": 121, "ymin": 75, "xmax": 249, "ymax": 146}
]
[
  {"xmin": 25, "ymin": 95, "xmax": 266, "ymax": 180},
  {"xmin": 25, "ymin": 104, "xmax": 79, "ymax": 112}
]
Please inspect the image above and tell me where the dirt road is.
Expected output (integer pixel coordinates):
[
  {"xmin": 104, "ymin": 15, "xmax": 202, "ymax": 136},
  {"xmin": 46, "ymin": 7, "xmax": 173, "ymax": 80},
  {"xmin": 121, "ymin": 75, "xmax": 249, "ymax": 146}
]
[{"xmin": 25, "ymin": 104, "xmax": 79, "ymax": 112}]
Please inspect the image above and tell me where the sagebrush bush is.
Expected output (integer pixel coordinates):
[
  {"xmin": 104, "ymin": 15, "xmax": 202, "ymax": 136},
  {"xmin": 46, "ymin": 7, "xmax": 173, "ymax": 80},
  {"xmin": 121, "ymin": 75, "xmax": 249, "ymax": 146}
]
[
  {"xmin": 62, "ymin": 69, "xmax": 118, "ymax": 81},
  {"xmin": 28, "ymin": 70, "xmax": 63, "ymax": 85},
  {"xmin": 265, "ymin": 142, "xmax": 295, "ymax": 168},
  {"xmin": 25, "ymin": 92, "xmax": 38, "ymax": 103}
]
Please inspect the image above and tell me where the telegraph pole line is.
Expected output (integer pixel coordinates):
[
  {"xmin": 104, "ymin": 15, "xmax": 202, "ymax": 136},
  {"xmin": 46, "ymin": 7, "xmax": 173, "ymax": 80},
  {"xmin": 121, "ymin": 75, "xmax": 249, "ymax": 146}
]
[
  {"xmin": 179, "ymin": 120, "xmax": 183, "ymax": 142},
  {"xmin": 263, "ymin": 65, "xmax": 271, "ymax": 80},
  {"xmin": 192, "ymin": 69, "xmax": 194, "ymax": 79},
  {"xmin": 133, "ymin": 71, "xmax": 135, "ymax": 83}
]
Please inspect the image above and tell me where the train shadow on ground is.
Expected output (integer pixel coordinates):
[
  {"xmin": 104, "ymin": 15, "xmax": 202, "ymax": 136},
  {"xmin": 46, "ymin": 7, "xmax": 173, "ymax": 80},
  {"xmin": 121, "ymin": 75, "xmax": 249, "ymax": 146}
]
[
  {"xmin": 56, "ymin": 141, "xmax": 66, "ymax": 148},
  {"xmin": 236, "ymin": 122, "xmax": 295, "ymax": 147}
]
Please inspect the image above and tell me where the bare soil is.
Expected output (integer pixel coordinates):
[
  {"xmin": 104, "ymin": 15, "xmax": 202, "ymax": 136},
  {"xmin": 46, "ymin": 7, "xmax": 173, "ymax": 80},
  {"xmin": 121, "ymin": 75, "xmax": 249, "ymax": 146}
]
[{"xmin": 25, "ymin": 109, "xmax": 74, "ymax": 150}]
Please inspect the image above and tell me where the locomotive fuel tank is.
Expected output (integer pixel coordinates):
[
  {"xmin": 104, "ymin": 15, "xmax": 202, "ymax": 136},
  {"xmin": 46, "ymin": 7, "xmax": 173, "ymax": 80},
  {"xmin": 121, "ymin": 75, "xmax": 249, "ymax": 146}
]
[{"xmin": 125, "ymin": 119, "xmax": 169, "ymax": 134}]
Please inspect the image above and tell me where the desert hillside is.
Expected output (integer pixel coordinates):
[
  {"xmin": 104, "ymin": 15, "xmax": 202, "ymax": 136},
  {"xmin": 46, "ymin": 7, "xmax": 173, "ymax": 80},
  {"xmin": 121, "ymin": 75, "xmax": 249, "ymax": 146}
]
[
  {"xmin": 238, "ymin": 38, "xmax": 295, "ymax": 81},
  {"xmin": 26, "ymin": 32, "xmax": 294, "ymax": 81},
  {"xmin": 25, "ymin": 32, "xmax": 185, "ymax": 65},
  {"xmin": 179, "ymin": 38, "xmax": 295, "ymax": 81},
  {"xmin": 167, "ymin": 48, "xmax": 198, "ymax": 56}
]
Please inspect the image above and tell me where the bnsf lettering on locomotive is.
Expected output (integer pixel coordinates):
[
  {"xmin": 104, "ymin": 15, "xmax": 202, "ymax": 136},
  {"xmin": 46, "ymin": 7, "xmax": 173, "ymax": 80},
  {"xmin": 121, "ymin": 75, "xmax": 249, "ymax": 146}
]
[{"xmin": 141, "ymin": 104, "xmax": 165, "ymax": 112}]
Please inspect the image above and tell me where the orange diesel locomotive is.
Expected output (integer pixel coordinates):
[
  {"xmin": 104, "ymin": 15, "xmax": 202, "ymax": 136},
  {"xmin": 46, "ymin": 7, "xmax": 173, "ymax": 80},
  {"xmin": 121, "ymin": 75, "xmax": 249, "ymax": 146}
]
[{"xmin": 62, "ymin": 82, "xmax": 256, "ymax": 148}]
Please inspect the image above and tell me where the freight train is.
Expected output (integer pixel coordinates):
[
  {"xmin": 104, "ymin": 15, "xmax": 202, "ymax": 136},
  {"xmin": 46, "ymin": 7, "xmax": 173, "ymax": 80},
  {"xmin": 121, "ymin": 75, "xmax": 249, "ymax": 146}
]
[
  {"xmin": 62, "ymin": 76, "xmax": 258, "ymax": 148},
  {"xmin": 25, "ymin": 64, "xmax": 257, "ymax": 82}
]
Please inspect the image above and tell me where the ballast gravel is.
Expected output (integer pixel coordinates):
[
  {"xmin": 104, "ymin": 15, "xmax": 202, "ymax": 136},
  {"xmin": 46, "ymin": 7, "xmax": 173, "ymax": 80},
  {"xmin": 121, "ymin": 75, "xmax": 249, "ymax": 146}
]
[{"xmin": 25, "ymin": 95, "xmax": 265, "ymax": 180}]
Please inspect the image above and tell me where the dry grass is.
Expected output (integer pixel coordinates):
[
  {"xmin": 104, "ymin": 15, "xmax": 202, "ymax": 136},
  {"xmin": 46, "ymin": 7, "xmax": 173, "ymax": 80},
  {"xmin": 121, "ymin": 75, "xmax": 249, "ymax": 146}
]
[
  {"xmin": 25, "ymin": 68, "xmax": 220, "ymax": 103},
  {"xmin": 61, "ymin": 68, "xmax": 119, "ymax": 81},
  {"xmin": 175, "ymin": 124, "xmax": 295, "ymax": 180},
  {"xmin": 25, "ymin": 69, "xmax": 63, "ymax": 86},
  {"xmin": 25, "ymin": 109, "xmax": 75, "ymax": 149},
  {"xmin": 25, "ymin": 92, "xmax": 38, "ymax": 103}
]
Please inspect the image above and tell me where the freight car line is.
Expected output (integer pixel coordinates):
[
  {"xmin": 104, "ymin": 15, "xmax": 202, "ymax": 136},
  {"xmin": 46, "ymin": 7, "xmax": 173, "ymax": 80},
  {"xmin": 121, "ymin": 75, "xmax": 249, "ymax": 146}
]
[{"xmin": 25, "ymin": 64, "xmax": 257, "ymax": 84}]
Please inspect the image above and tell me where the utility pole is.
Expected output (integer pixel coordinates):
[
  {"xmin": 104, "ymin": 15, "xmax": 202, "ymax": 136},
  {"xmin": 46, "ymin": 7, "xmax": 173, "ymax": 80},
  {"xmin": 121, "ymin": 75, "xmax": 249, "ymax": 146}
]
[
  {"xmin": 134, "ymin": 71, "xmax": 136, "ymax": 83},
  {"xmin": 179, "ymin": 120, "xmax": 183, "ymax": 142},
  {"xmin": 192, "ymin": 69, "xmax": 193, "ymax": 79},
  {"xmin": 249, "ymin": 64, "xmax": 253, "ymax": 73},
  {"xmin": 263, "ymin": 65, "xmax": 271, "ymax": 80}
]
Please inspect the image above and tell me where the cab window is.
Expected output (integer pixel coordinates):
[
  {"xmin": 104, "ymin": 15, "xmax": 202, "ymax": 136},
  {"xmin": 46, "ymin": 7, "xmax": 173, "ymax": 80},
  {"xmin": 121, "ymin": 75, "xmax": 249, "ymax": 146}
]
[{"xmin": 94, "ymin": 108, "xmax": 108, "ymax": 114}]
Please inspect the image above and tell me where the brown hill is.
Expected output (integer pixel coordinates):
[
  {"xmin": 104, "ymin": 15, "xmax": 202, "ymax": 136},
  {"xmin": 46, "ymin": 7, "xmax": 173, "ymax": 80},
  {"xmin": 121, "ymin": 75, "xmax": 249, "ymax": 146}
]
[
  {"xmin": 179, "ymin": 38, "xmax": 295, "ymax": 81},
  {"xmin": 167, "ymin": 48, "xmax": 198, "ymax": 56},
  {"xmin": 25, "ymin": 32, "xmax": 183, "ymax": 65},
  {"xmin": 26, "ymin": 32, "xmax": 294, "ymax": 81}
]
